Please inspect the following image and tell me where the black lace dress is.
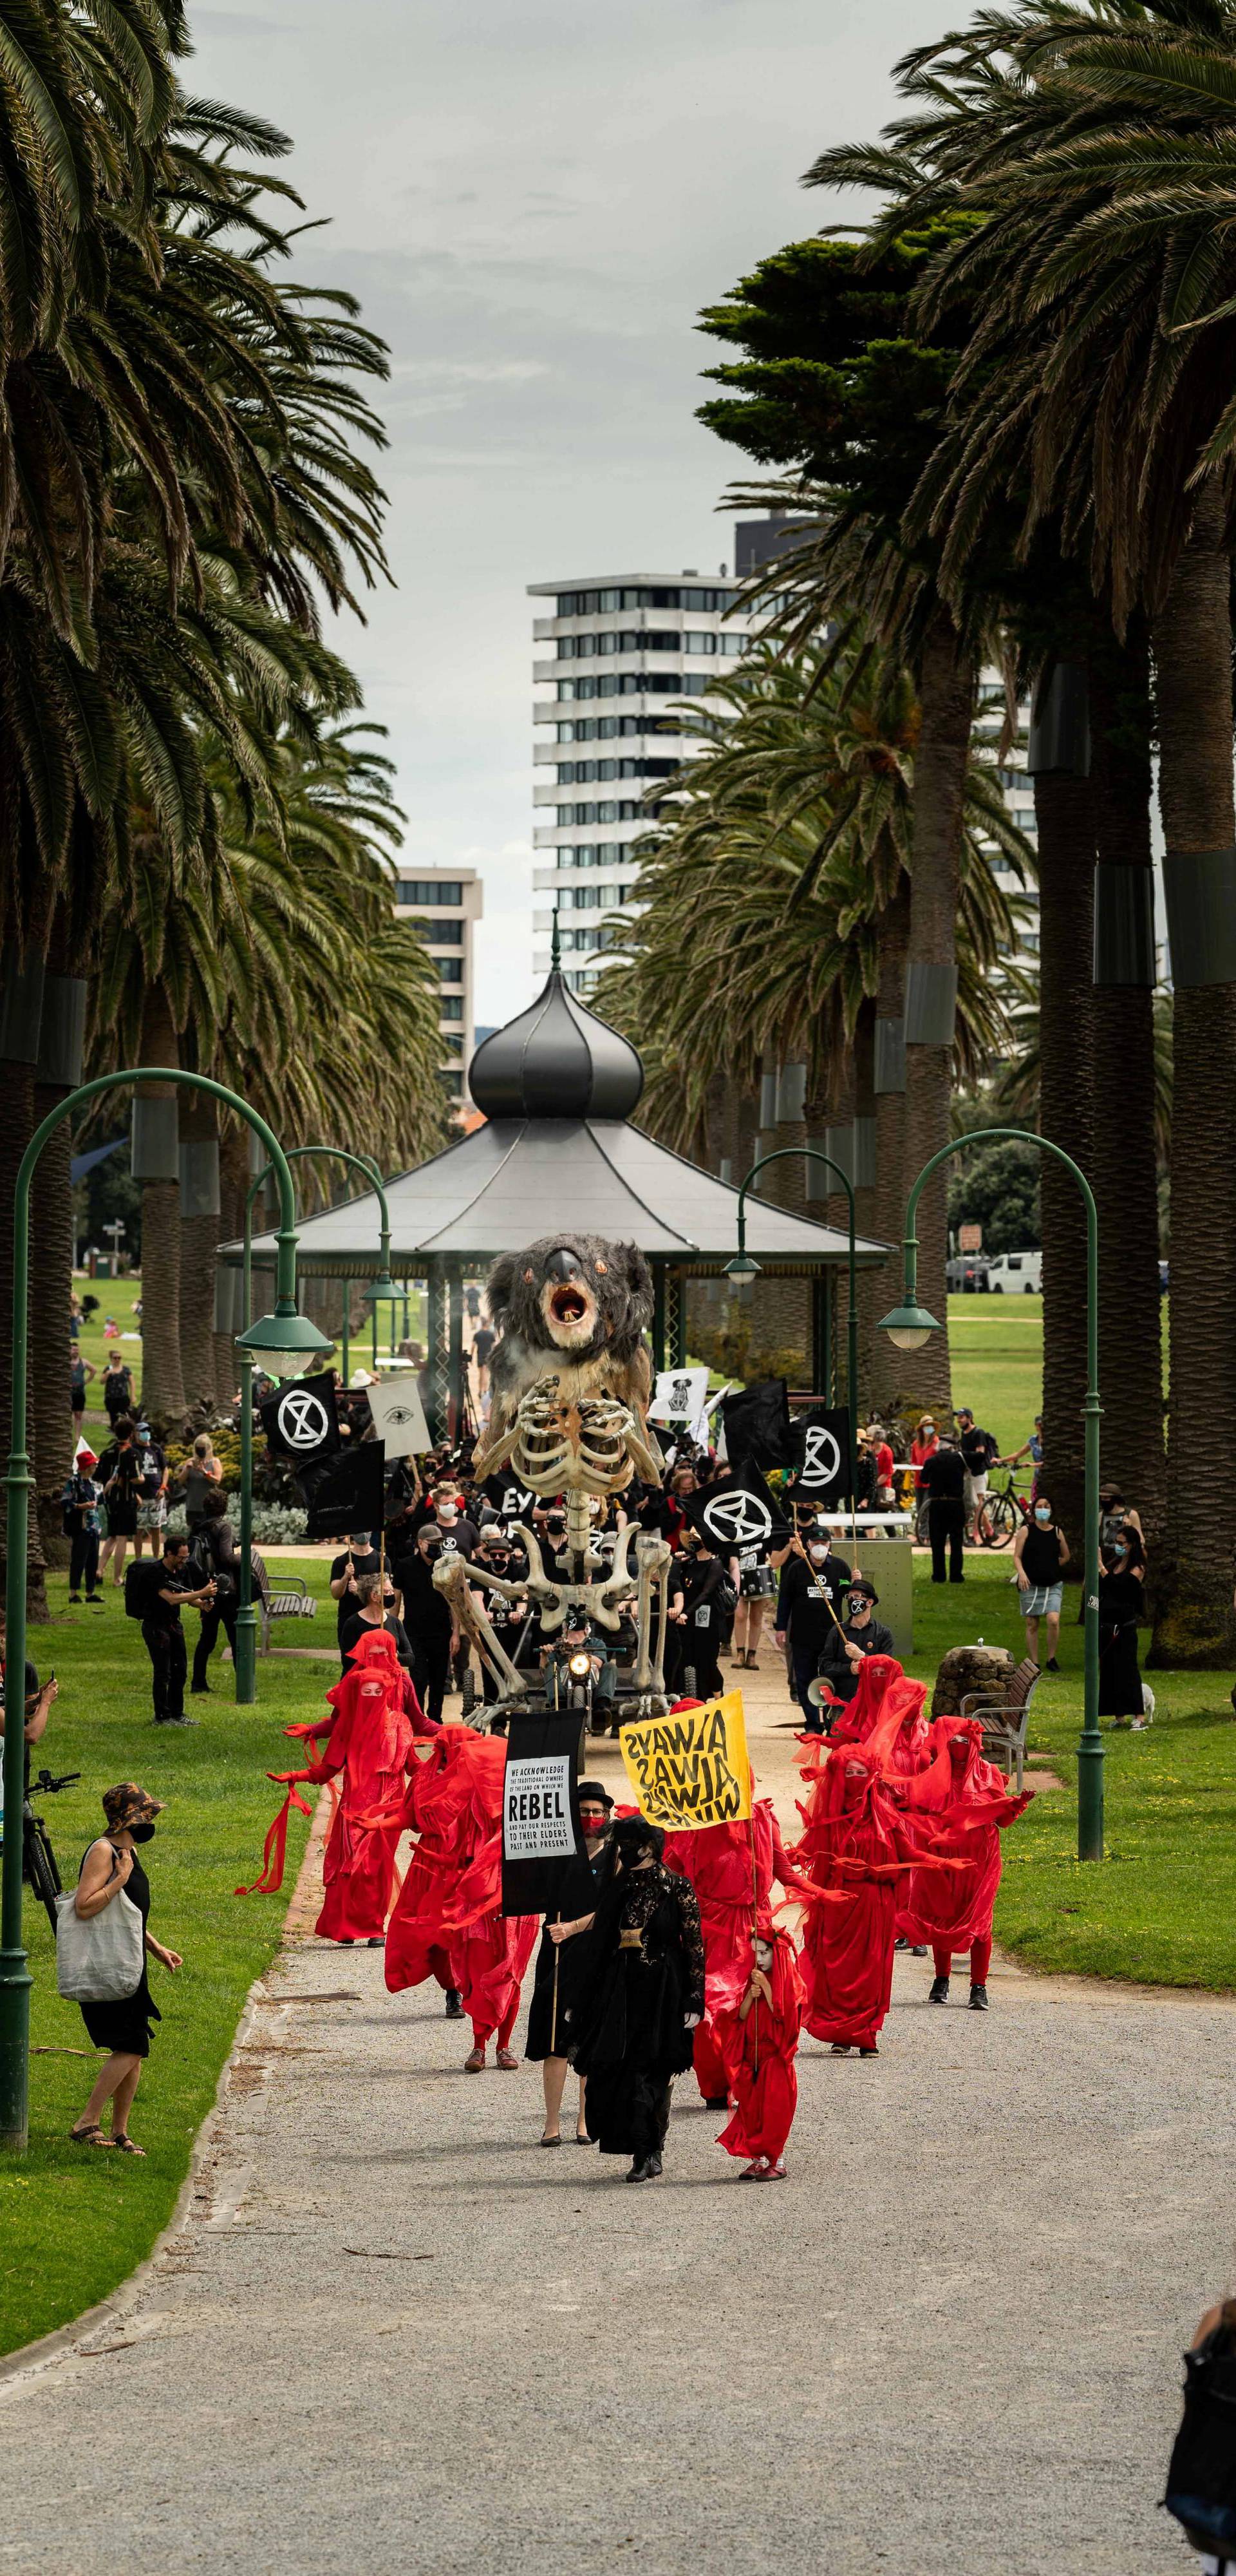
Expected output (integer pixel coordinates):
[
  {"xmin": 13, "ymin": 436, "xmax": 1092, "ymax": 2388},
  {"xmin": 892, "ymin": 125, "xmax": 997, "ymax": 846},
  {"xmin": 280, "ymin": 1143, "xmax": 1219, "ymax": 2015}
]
[{"xmin": 571, "ymin": 1865, "xmax": 706, "ymax": 2158}]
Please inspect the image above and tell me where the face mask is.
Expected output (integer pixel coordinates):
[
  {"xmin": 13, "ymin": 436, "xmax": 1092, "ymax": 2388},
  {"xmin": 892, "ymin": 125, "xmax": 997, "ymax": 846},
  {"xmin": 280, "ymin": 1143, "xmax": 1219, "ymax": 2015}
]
[
  {"xmin": 129, "ymin": 1821, "xmax": 156, "ymax": 1845},
  {"xmin": 808, "ymin": 1544, "xmax": 829, "ymax": 1564},
  {"xmin": 580, "ymin": 1814, "xmax": 608, "ymax": 1838},
  {"xmin": 1035, "ymin": 1506, "xmax": 1051, "ymax": 1524},
  {"xmin": 422, "ymin": 1542, "xmax": 442, "ymax": 1564},
  {"xmin": 437, "ymin": 1506, "xmax": 458, "ymax": 1526},
  {"xmin": 1112, "ymin": 1543, "xmax": 1127, "ymax": 1558}
]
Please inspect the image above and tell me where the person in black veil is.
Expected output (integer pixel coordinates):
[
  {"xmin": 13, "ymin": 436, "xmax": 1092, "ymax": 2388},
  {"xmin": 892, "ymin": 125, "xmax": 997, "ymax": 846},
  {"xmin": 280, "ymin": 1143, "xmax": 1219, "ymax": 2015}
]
[
  {"xmin": 570, "ymin": 1814, "xmax": 706, "ymax": 2184},
  {"xmin": 525, "ymin": 1779, "xmax": 614, "ymax": 2146}
]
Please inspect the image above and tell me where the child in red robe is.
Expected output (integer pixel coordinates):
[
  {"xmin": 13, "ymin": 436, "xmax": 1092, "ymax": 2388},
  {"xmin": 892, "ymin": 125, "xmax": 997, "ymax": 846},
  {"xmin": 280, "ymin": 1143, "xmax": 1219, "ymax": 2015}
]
[
  {"xmin": 663, "ymin": 1747, "xmax": 804, "ymax": 2110},
  {"xmin": 897, "ymin": 1720, "xmax": 1031, "ymax": 2009},
  {"xmin": 715, "ymin": 1918, "xmax": 804, "ymax": 2181}
]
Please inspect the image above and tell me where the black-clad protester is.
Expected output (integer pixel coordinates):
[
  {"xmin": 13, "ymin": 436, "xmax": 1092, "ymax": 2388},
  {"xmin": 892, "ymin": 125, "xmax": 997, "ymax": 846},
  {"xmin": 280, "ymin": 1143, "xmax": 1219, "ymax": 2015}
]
[
  {"xmin": 525, "ymin": 1779, "xmax": 614, "ymax": 2145},
  {"xmin": 665, "ymin": 1532, "xmax": 734, "ymax": 1698},
  {"xmin": 330, "ymin": 1533, "xmax": 382, "ymax": 1653},
  {"xmin": 814, "ymin": 1577, "xmax": 896, "ymax": 1717},
  {"xmin": 1098, "ymin": 1529, "xmax": 1147, "ymax": 1723},
  {"xmin": 774, "ymin": 1526, "xmax": 852, "ymax": 1724},
  {"xmin": 61, "ymin": 1452, "xmax": 104, "ymax": 1604},
  {"xmin": 189, "ymin": 1488, "xmax": 240, "ymax": 1696},
  {"xmin": 392, "ymin": 1524, "xmax": 458, "ymax": 1719},
  {"xmin": 134, "ymin": 1536, "xmax": 216, "ymax": 1726},
  {"xmin": 339, "ymin": 1569, "xmax": 416, "ymax": 1678},
  {"xmin": 918, "ymin": 1435, "xmax": 967, "ymax": 1585},
  {"xmin": 571, "ymin": 1814, "xmax": 706, "ymax": 2184},
  {"xmin": 467, "ymin": 1528, "xmax": 529, "ymax": 1701}
]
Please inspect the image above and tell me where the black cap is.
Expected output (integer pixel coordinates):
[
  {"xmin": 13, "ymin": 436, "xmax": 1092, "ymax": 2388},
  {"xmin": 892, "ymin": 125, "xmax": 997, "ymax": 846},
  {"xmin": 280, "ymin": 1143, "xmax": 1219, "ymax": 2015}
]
[
  {"xmin": 577, "ymin": 1779, "xmax": 614, "ymax": 1810},
  {"xmin": 848, "ymin": 1577, "xmax": 879, "ymax": 1605}
]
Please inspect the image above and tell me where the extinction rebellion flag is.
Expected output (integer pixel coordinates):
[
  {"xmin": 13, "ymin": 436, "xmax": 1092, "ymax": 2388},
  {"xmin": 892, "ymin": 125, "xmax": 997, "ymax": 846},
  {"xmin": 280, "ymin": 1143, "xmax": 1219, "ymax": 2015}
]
[
  {"xmin": 787, "ymin": 1405, "xmax": 852, "ymax": 1510},
  {"xmin": 720, "ymin": 1378, "xmax": 795, "ymax": 1472},
  {"xmin": 683, "ymin": 1462, "xmax": 789, "ymax": 1562},
  {"xmin": 259, "ymin": 1374, "xmax": 339, "ymax": 1469},
  {"xmin": 298, "ymin": 1439, "xmax": 386, "ymax": 1541},
  {"xmin": 620, "ymin": 1690, "xmax": 753, "ymax": 1832},
  {"xmin": 500, "ymin": 1709, "xmax": 587, "ymax": 1917}
]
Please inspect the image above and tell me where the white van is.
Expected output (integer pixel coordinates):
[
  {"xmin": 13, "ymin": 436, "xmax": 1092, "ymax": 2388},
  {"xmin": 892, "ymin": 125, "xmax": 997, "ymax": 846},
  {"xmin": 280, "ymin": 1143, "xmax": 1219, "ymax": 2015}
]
[{"xmin": 986, "ymin": 1249, "xmax": 1042, "ymax": 1295}]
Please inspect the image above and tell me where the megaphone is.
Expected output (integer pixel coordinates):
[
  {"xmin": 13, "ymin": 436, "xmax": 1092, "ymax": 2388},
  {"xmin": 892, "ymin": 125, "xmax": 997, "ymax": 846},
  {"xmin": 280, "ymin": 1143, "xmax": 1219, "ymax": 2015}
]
[{"xmin": 807, "ymin": 1676, "xmax": 827, "ymax": 1709}]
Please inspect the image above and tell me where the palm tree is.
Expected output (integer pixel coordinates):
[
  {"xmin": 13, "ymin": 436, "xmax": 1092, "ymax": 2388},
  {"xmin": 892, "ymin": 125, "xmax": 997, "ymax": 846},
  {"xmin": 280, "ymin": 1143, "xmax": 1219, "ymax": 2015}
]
[{"xmin": 847, "ymin": 0, "xmax": 1236, "ymax": 1649}]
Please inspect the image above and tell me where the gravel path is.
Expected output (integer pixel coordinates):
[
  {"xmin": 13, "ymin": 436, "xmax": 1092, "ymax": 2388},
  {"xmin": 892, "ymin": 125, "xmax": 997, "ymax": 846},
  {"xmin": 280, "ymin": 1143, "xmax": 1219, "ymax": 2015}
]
[{"xmin": 0, "ymin": 1673, "xmax": 1230, "ymax": 2575}]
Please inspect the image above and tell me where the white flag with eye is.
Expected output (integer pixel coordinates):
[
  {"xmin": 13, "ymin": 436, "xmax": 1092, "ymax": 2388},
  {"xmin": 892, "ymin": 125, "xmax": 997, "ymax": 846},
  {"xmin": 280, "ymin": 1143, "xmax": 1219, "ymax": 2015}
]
[
  {"xmin": 366, "ymin": 1375, "xmax": 431, "ymax": 1459},
  {"xmin": 647, "ymin": 1367, "xmax": 711, "ymax": 1442}
]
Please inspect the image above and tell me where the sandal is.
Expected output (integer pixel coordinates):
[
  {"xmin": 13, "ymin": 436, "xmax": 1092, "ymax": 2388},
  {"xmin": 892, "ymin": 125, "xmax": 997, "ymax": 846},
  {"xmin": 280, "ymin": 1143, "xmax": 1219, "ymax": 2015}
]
[
  {"xmin": 69, "ymin": 2123, "xmax": 114, "ymax": 2148},
  {"xmin": 111, "ymin": 2134, "xmax": 146, "ymax": 2155}
]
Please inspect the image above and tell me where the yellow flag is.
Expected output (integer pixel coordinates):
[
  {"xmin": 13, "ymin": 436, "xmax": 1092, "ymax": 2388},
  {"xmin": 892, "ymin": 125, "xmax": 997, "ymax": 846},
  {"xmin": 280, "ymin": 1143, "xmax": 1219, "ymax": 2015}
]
[{"xmin": 620, "ymin": 1690, "xmax": 752, "ymax": 1830}]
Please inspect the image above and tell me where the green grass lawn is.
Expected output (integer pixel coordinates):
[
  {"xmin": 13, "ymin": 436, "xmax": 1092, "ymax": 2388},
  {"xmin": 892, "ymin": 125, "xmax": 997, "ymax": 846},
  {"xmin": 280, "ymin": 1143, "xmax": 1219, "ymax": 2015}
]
[
  {"xmin": 904, "ymin": 1554, "xmax": 1236, "ymax": 1991},
  {"xmin": 944, "ymin": 1292, "xmax": 1042, "ymax": 1456},
  {"xmin": 0, "ymin": 1551, "xmax": 330, "ymax": 2357}
]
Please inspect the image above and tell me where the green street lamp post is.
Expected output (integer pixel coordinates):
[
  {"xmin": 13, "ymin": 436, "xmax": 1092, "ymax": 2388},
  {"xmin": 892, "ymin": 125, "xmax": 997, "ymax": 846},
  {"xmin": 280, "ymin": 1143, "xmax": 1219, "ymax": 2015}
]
[
  {"xmin": 239, "ymin": 1149, "xmax": 391, "ymax": 1705},
  {"xmin": 878, "ymin": 1126, "xmax": 1103, "ymax": 1862},
  {"xmin": 3, "ymin": 1071, "xmax": 327, "ymax": 2152},
  {"xmin": 726, "ymin": 1147, "xmax": 860, "ymax": 1506}
]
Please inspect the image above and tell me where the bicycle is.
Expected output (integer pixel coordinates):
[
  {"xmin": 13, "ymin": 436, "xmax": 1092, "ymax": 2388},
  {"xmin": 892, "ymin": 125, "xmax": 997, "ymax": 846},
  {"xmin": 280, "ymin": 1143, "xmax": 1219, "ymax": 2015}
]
[
  {"xmin": 977, "ymin": 1467, "xmax": 1033, "ymax": 1551},
  {"xmin": 20, "ymin": 1768, "xmax": 80, "ymax": 1933}
]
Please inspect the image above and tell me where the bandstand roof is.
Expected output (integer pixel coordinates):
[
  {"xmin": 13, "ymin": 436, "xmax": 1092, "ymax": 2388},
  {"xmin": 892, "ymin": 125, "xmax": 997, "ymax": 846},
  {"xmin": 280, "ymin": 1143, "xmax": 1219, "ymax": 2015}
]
[{"xmin": 230, "ymin": 958, "xmax": 887, "ymax": 1276}]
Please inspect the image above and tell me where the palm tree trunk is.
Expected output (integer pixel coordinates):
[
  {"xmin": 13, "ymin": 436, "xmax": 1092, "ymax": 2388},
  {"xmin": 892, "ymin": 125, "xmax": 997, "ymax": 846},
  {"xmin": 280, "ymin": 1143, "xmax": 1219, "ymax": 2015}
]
[
  {"xmin": 1035, "ymin": 761, "xmax": 1096, "ymax": 1566},
  {"xmin": 30, "ymin": 918, "xmax": 86, "ymax": 1568},
  {"xmin": 852, "ymin": 999, "xmax": 879, "ymax": 1409},
  {"xmin": 137, "ymin": 988, "xmax": 185, "ymax": 1425},
  {"xmin": 870, "ymin": 876, "xmax": 910, "ymax": 1413},
  {"xmin": 1089, "ymin": 625, "xmax": 1167, "ymax": 1595},
  {"xmin": 901, "ymin": 612, "xmax": 972, "ymax": 1415},
  {"xmin": 178, "ymin": 1092, "xmax": 219, "ymax": 1410},
  {"xmin": 212, "ymin": 1119, "xmax": 248, "ymax": 1401},
  {"xmin": 0, "ymin": 1041, "xmax": 49, "ymax": 1623},
  {"xmin": 1151, "ymin": 479, "xmax": 1236, "ymax": 1663}
]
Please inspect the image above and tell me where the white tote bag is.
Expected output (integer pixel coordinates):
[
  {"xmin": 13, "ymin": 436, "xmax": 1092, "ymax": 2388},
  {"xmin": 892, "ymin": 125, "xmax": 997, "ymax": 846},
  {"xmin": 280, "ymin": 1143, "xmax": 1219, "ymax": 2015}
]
[{"xmin": 55, "ymin": 1865, "xmax": 145, "ymax": 2003}]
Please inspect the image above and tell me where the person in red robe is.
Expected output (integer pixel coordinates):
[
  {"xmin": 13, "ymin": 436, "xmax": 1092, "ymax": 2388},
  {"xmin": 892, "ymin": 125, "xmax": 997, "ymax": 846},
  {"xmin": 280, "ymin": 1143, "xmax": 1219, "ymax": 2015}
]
[
  {"xmin": 308, "ymin": 1629, "xmax": 423, "ymax": 1944},
  {"xmin": 791, "ymin": 1741, "xmax": 960, "ymax": 2054},
  {"xmin": 386, "ymin": 1719, "xmax": 537, "ymax": 2069},
  {"xmin": 896, "ymin": 1719, "xmax": 1031, "ymax": 2009},
  {"xmin": 714, "ymin": 1917, "xmax": 804, "ymax": 2180},
  {"xmin": 661, "ymin": 1707, "xmax": 805, "ymax": 2109}
]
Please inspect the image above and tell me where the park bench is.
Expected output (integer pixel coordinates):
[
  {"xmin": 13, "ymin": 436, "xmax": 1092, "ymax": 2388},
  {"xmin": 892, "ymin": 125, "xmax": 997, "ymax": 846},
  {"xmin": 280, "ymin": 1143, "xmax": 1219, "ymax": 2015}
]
[
  {"xmin": 259, "ymin": 1576, "xmax": 318, "ymax": 1655},
  {"xmin": 960, "ymin": 1656, "xmax": 1040, "ymax": 1790}
]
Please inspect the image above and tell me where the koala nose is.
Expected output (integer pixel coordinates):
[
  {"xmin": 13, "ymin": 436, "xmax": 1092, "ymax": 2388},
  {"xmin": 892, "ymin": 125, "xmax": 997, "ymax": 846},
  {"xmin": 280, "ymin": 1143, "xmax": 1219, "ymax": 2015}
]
[{"xmin": 545, "ymin": 1247, "xmax": 579, "ymax": 1282}]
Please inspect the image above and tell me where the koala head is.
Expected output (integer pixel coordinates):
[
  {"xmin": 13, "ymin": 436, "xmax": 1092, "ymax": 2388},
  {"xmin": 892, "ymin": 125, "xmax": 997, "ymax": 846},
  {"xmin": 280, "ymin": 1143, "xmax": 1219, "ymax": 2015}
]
[{"xmin": 485, "ymin": 1236, "xmax": 653, "ymax": 1359}]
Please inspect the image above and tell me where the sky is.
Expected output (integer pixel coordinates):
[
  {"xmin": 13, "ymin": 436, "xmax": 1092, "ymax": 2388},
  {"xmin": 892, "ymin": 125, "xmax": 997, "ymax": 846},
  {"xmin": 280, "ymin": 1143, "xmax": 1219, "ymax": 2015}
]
[{"xmin": 187, "ymin": 0, "xmax": 951, "ymax": 1025}]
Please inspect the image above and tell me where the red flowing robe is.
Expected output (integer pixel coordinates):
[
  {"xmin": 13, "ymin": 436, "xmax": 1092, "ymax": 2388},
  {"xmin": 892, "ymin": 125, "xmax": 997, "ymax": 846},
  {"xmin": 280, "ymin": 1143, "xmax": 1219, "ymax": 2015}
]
[
  {"xmin": 715, "ymin": 1926, "xmax": 804, "ymax": 2164},
  {"xmin": 896, "ymin": 1721, "xmax": 1031, "ymax": 1963},
  {"xmin": 315, "ymin": 1634, "xmax": 420, "ymax": 1943},
  {"xmin": 385, "ymin": 1725, "xmax": 537, "ymax": 2045},
  {"xmin": 663, "ymin": 1797, "xmax": 801, "ymax": 2101},
  {"xmin": 791, "ymin": 1747, "xmax": 937, "ymax": 2049}
]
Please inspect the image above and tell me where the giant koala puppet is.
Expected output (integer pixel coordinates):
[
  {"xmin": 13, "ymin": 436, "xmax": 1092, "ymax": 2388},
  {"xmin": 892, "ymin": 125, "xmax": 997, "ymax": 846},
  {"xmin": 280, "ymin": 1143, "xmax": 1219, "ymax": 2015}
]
[{"xmin": 474, "ymin": 1234, "xmax": 658, "ymax": 1475}]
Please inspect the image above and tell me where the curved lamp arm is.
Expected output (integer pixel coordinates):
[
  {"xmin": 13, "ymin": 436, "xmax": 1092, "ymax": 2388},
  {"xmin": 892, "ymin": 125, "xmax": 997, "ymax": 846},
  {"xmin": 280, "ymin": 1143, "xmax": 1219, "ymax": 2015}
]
[{"xmin": 244, "ymin": 1146, "xmax": 390, "ymax": 1332}]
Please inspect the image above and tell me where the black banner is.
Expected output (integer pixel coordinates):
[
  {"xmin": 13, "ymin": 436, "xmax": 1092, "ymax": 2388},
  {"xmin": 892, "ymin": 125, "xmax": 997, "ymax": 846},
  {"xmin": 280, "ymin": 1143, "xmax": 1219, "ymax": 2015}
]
[
  {"xmin": 482, "ymin": 1473, "xmax": 538, "ymax": 1525},
  {"xmin": 298, "ymin": 1439, "xmax": 386, "ymax": 1540},
  {"xmin": 787, "ymin": 1405, "xmax": 852, "ymax": 1509},
  {"xmin": 683, "ymin": 1463, "xmax": 789, "ymax": 1560},
  {"xmin": 500, "ymin": 1709, "xmax": 587, "ymax": 1918},
  {"xmin": 721, "ymin": 1378, "xmax": 795, "ymax": 1471},
  {"xmin": 259, "ymin": 1374, "xmax": 340, "ymax": 1468}
]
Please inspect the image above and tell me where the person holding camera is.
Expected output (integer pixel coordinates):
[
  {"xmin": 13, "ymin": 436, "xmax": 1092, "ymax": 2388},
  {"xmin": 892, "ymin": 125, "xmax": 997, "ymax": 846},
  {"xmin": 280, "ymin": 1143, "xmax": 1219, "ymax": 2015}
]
[{"xmin": 135, "ymin": 1535, "xmax": 217, "ymax": 1726}]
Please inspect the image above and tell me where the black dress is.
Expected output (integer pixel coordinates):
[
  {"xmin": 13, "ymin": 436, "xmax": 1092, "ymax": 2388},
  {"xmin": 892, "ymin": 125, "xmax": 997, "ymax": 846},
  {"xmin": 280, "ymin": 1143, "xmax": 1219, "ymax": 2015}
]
[
  {"xmin": 78, "ymin": 1844, "xmax": 161, "ymax": 2060},
  {"xmin": 525, "ymin": 1845, "xmax": 608, "ymax": 2061},
  {"xmin": 571, "ymin": 1866, "xmax": 706, "ymax": 2158},
  {"xmin": 1098, "ymin": 1570, "xmax": 1145, "ymax": 1716}
]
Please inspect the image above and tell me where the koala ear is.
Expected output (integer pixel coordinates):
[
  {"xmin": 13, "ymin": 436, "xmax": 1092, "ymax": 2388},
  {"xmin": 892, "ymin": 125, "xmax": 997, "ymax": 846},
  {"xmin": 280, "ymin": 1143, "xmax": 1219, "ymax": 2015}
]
[
  {"xmin": 613, "ymin": 1242, "xmax": 653, "ymax": 1313},
  {"xmin": 485, "ymin": 1253, "xmax": 518, "ymax": 1323}
]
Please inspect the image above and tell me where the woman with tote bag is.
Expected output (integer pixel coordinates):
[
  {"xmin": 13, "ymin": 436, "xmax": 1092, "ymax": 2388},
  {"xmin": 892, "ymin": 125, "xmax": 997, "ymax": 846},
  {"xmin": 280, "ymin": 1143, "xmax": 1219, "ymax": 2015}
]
[{"xmin": 64, "ymin": 1783, "xmax": 182, "ymax": 2153}]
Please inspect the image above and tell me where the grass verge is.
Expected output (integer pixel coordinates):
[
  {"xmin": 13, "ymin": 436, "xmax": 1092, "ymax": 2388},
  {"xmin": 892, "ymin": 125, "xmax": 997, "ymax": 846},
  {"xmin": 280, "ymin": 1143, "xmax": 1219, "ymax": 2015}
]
[{"xmin": 0, "ymin": 1553, "xmax": 329, "ymax": 2358}]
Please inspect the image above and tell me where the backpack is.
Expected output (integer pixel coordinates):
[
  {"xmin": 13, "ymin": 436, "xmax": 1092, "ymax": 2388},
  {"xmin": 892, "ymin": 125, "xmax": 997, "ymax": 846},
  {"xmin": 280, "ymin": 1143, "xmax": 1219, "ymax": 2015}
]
[
  {"xmin": 124, "ymin": 1559, "xmax": 157, "ymax": 1621},
  {"xmin": 1163, "ymin": 2315, "xmax": 1236, "ymax": 2553}
]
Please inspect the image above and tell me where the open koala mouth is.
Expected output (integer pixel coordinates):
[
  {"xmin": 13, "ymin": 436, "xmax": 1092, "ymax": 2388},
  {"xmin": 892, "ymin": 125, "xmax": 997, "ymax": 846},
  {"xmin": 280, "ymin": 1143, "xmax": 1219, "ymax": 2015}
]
[{"xmin": 543, "ymin": 1279, "xmax": 595, "ymax": 1340}]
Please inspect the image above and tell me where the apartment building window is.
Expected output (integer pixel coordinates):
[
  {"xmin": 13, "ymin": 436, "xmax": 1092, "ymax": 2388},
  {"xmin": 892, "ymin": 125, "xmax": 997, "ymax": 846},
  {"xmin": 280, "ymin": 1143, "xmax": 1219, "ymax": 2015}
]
[
  {"xmin": 397, "ymin": 879, "xmax": 462, "ymax": 905},
  {"xmin": 440, "ymin": 995, "xmax": 464, "ymax": 1020},
  {"xmin": 437, "ymin": 957, "xmax": 462, "ymax": 985},
  {"xmin": 410, "ymin": 918, "xmax": 463, "ymax": 944},
  {"xmin": 554, "ymin": 586, "xmax": 739, "ymax": 615}
]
